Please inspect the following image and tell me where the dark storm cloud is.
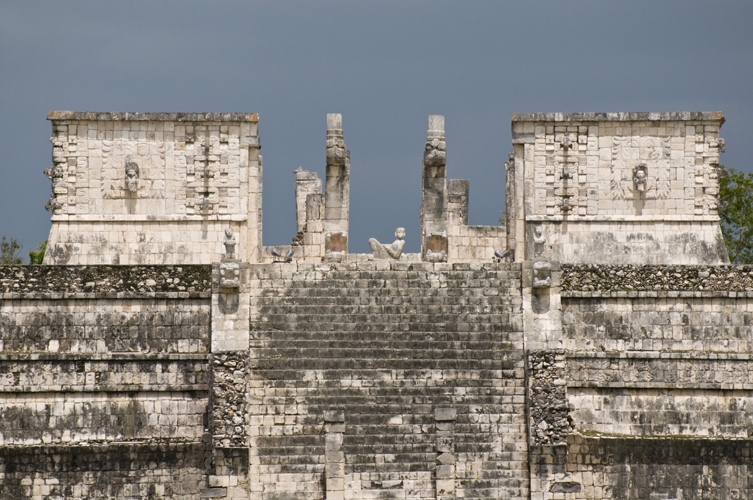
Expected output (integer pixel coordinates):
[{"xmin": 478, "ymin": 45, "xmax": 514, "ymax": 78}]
[{"xmin": 1, "ymin": 1, "xmax": 751, "ymax": 256}]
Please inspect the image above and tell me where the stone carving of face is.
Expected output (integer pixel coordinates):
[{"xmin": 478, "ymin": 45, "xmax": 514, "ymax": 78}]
[
  {"xmin": 395, "ymin": 227, "xmax": 405, "ymax": 240},
  {"xmin": 125, "ymin": 161, "xmax": 140, "ymax": 193},
  {"xmin": 633, "ymin": 166, "xmax": 647, "ymax": 192},
  {"xmin": 424, "ymin": 139, "xmax": 447, "ymax": 166}
]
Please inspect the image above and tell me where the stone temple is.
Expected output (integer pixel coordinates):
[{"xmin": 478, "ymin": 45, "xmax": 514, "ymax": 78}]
[{"xmin": 0, "ymin": 109, "xmax": 748, "ymax": 499}]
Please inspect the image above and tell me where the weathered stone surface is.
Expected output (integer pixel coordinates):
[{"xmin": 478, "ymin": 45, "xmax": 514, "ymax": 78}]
[
  {"xmin": 44, "ymin": 113, "xmax": 263, "ymax": 264},
  {"xmin": 249, "ymin": 262, "xmax": 526, "ymax": 499},
  {"xmin": 511, "ymin": 111, "xmax": 725, "ymax": 122},
  {"xmin": 48, "ymin": 111, "xmax": 259, "ymax": 121},
  {"xmin": 211, "ymin": 352, "xmax": 247, "ymax": 448},
  {"xmin": 7, "ymin": 109, "xmax": 753, "ymax": 499},
  {"xmin": 528, "ymin": 350, "xmax": 571, "ymax": 445},
  {"xmin": 561, "ymin": 264, "xmax": 753, "ymax": 292},
  {"xmin": 0, "ymin": 264, "xmax": 211, "ymax": 295},
  {"xmin": 0, "ymin": 441, "xmax": 209, "ymax": 499}
]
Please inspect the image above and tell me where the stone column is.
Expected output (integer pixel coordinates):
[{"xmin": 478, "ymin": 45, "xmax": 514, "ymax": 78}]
[
  {"xmin": 324, "ymin": 114, "xmax": 350, "ymax": 261},
  {"xmin": 209, "ymin": 238, "xmax": 251, "ymax": 499},
  {"xmin": 294, "ymin": 168, "xmax": 322, "ymax": 235},
  {"xmin": 434, "ymin": 407, "xmax": 456, "ymax": 500},
  {"xmin": 421, "ymin": 115, "xmax": 448, "ymax": 262},
  {"xmin": 527, "ymin": 350, "xmax": 578, "ymax": 499},
  {"xmin": 242, "ymin": 117, "xmax": 263, "ymax": 263},
  {"xmin": 292, "ymin": 168, "xmax": 324, "ymax": 261},
  {"xmin": 447, "ymin": 179, "xmax": 469, "ymax": 227},
  {"xmin": 324, "ymin": 410, "xmax": 346, "ymax": 500}
]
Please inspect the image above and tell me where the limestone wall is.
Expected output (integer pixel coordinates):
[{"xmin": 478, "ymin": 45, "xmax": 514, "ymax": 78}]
[
  {"xmin": 0, "ymin": 265, "xmax": 214, "ymax": 499},
  {"xmin": 246, "ymin": 262, "xmax": 527, "ymax": 500},
  {"xmin": 527, "ymin": 264, "xmax": 753, "ymax": 500},
  {"xmin": 508, "ymin": 112, "xmax": 728, "ymax": 264},
  {"xmin": 43, "ymin": 112, "xmax": 263, "ymax": 265}
]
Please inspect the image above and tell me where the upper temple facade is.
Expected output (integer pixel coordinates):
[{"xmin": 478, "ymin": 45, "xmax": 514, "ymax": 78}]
[{"xmin": 42, "ymin": 110, "xmax": 728, "ymax": 266}]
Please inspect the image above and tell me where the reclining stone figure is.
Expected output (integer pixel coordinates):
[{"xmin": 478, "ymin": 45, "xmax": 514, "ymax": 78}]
[{"xmin": 369, "ymin": 227, "xmax": 406, "ymax": 260}]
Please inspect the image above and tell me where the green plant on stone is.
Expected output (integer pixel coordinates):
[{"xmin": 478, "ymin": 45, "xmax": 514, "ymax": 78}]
[
  {"xmin": 0, "ymin": 236, "xmax": 22, "ymax": 265},
  {"xmin": 718, "ymin": 166, "xmax": 753, "ymax": 264},
  {"xmin": 29, "ymin": 240, "xmax": 47, "ymax": 265}
]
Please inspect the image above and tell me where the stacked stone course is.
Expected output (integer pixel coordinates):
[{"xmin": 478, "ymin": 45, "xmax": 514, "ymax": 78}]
[
  {"xmin": 247, "ymin": 262, "xmax": 527, "ymax": 500},
  {"xmin": 0, "ymin": 265, "xmax": 213, "ymax": 499}
]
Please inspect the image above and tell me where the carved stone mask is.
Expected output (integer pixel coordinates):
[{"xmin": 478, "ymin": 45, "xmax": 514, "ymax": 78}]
[
  {"xmin": 125, "ymin": 161, "xmax": 140, "ymax": 193},
  {"xmin": 633, "ymin": 164, "xmax": 648, "ymax": 192},
  {"xmin": 424, "ymin": 139, "xmax": 447, "ymax": 166}
]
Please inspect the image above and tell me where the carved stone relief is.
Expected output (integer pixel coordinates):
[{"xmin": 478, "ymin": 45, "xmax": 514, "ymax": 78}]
[
  {"xmin": 532, "ymin": 261, "xmax": 552, "ymax": 289},
  {"xmin": 43, "ymin": 163, "xmax": 66, "ymax": 213},
  {"xmin": 533, "ymin": 225, "xmax": 546, "ymax": 258},
  {"xmin": 326, "ymin": 114, "xmax": 347, "ymax": 167},
  {"xmin": 424, "ymin": 115, "xmax": 447, "ymax": 167},
  {"xmin": 102, "ymin": 140, "xmax": 165, "ymax": 199},
  {"xmin": 325, "ymin": 232, "xmax": 347, "ymax": 262},
  {"xmin": 424, "ymin": 232, "xmax": 448, "ymax": 262},
  {"xmin": 223, "ymin": 228, "xmax": 237, "ymax": 260},
  {"xmin": 610, "ymin": 136, "xmax": 670, "ymax": 201},
  {"xmin": 125, "ymin": 159, "xmax": 140, "ymax": 193},
  {"xmin": 219, "ymin": 262, "xmax": 240, "ymax": 289}
]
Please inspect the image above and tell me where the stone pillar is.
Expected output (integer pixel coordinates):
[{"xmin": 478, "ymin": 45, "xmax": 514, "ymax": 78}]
[
  {"xmin": 421, "ymin": 115, "xmax": 448, "ymax": 262},
  {"xmin": 242, "ymin": 119, "xmax": 263, "ymax": 263},
  {"xmin": 292, "ymin": 169, "xmax": 324, "ymax": 261},
  {"xmin": 527, "ymin": 350, "xmax": 578, "ymax": 499},
  {"xmin": 504, "ymin": 151, "xmax": 517, "ymax": 260},
  {"xmin": 209, "ymin": 236, "xmax": 251, "ymax": 499},
  {"xmin": 324, "ymin": 410, "xmax": 346, "ymax": 500},
  {"xmin": 324, "ymin": 114, "xmax": 350, "ymax": 261},
  {"xmin": 447, "ymin": 179, "xmax": 469, "ymax": 227},
  {"xmin": 293, "ymin": 168, "xmax": 322, "ymax": 234},
  {"xmin": 434, "ymin": 407, "xmax": 456, "ymax": 500}
]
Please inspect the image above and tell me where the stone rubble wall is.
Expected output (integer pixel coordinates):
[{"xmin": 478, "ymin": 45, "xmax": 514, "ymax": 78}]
[
  {"xmin": 561, "ymin": 264, "xmax": 753, "ymax": 292},
  {"xmin": 0, "ymin": 264, "xmax": 211, "ymax": 295},
  {"xmin": 527, "ymin": 350, "xmax": 570, "ymax": 446},
  {"xmin": 211, "ymin": 352, "xmax": 248, "ymax": 448},
  {"xmin": 0, "ymin": 265, "xmax": 214, "ymax": 499},
  {"xmin": 247, "ymin": 262, "xmax": 527, "ymax": 500}
]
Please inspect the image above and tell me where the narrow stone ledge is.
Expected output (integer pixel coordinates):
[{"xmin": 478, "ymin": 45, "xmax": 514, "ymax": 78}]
[
  {"xmin": 48, "ymin": 110, "xmax": 259, "ymax": 122},
  {"xmin": 561, "ymin": 290, "xmax": 750, "ymax": 299},
  {"xmin": 200, "ymin": 488, "xmax": 228, "ymax": 498},
  {"xmin": 0, "ymin": 265, "xmax": 212, "ymax": 295},
  {"xmin": 0, "ymin": 353, "xmax": 209, "ymax": 361},
  {"xmin": 1, "ymin": 291, "xmax": 210, "ymax": 300},
  {"xmin": 568, "ymin": 381, "xmax": 753, "ymax": 390},
  {"xmin": 561, "ymin": 264, "xmax": 753, "ymax": 293},
  {"xmin": 511, "ymin": 111, "xmax": 724, "ymax": 123},
  {"xmin": 0, "ymin": 384, "xmax": 209, "ymax": 393},
  {"xmin": 567, "ymin": 351, "xmax": 753, "ymax": 361}
]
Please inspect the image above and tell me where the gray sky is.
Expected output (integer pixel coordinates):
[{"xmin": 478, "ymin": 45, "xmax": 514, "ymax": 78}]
[{"xmin": 2, "ymin": 1, "xmax": 752, "ymax": 258}]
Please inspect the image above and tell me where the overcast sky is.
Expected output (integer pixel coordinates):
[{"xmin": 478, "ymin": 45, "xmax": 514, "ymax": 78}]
[{"xmin": 2, "ymin": 1, "xmax": 752, "ymax": 258}]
